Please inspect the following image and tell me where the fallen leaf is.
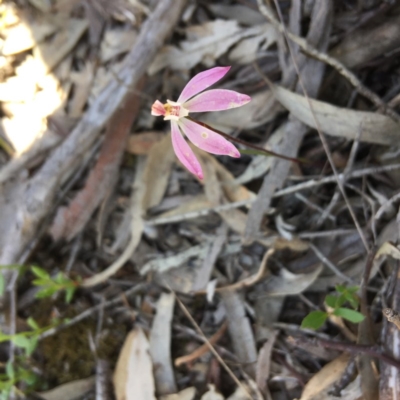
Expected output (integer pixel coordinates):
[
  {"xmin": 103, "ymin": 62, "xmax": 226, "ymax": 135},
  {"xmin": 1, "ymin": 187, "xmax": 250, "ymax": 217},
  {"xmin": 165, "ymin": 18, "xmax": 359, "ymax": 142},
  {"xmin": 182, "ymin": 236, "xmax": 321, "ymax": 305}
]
[
  {"xmin": 113, "ymin": 328, "xmax": 156, "ymax": 400},
  {"xmin": 100, "ymin": 29, "xmax": 138, "ymax": 62},
  {"xmin": 160, "ymin": 387, "xmax": 196, "ymax": 400},
  {"xmin": 150, "ymin": 293, "xmax": 177, "ymax": 395},
  {"xmin": 37, "ymin": 377, "xmax": 95, "ymax": 400},
  {"xmin": 300, "ymin": 354, "xmax": 350, "ymax": 400},
  {"xmin": 2, "ymin": 19, "xmax": 57, "ymax": 55},
  {"xmin": 33, "ymin": 18, "xmax": 89, "ymax": 74},
  {"xmin": 274, "ymin": 85, "xmax": 400, "ymax": 145},
  {"xmin": 229, "ymin": 24, "xmax": 277, "ymax": 64},
  {"xmin": 149, "ymin": 19, "xmax": 259, "ymax": 73},
  {"xmin": 375, "ymin": 241, "xmax": 400, "ymax": 261},
  {"xmin": 142, "ymin": 133, "xmax": 178, "ymax": 212},
  {"xmin": 201, "ymin": 385, "xmax": 224, "ymax": 400}
]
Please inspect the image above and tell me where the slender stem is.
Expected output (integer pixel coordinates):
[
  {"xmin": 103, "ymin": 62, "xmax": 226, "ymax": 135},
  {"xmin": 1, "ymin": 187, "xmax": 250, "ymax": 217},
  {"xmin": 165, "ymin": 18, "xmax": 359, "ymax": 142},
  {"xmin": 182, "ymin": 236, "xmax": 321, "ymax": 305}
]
[{"xmin": 187, "ymin": 117, "xmax": 303, "ymax": 163}]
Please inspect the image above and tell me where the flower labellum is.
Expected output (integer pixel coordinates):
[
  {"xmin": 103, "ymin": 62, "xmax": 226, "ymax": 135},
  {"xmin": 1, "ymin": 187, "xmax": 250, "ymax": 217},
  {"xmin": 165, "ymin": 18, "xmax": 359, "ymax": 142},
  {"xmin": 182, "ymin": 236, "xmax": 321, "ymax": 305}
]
[{"xmin": 151, "ymin": 66, "xmax": 251, "ymax": 180}]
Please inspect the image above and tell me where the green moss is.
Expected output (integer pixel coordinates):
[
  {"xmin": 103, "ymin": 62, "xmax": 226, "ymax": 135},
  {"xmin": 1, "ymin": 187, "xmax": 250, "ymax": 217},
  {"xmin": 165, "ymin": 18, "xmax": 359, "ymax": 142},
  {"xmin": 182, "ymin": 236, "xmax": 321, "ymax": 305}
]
[{"xmin": 30, "ymin": 299, "xmax": 128, "ymax": 386}]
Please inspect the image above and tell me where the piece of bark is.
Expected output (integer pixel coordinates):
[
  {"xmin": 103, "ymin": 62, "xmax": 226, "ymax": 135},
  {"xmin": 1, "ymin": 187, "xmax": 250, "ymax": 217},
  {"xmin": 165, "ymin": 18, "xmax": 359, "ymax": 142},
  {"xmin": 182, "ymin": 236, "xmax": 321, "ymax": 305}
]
[
  {"xmin": 0, "ymin": 0, "xmax": 186, "ymax": 281},
  {"xmin": 245, "ymin": 0, "xmax": 332, "ymax": 241},
  {"xmin": 50, "ymin": 78, "xmax": 144, "ymax": 241}
]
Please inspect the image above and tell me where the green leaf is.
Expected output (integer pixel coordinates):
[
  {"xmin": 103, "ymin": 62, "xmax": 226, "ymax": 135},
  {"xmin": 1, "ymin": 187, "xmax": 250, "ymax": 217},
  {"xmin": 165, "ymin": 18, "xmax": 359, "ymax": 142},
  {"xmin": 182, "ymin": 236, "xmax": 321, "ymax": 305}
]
[
  {"xmin": 5, "ymin": 361, "xmax": 14, "ymax": 380},
  {"xmin": 11, "ymin": 335, "xmax": 31, "ymax": 352},
  {"xmin": 347, "ymin": 286, "xmax": 359, "ymax": 293},
  {"xmin": 54, "ymin": 272, "xmax": 65, "ymax": 284},
  {"xmin": 325, "ymin": 295, "xmax": 338, "ymax": 308},
  {"xmin": 20, "ymin": 369, "xmax": 37, "ymax": 385},
  {"xmin": 26, "ymin": 318, "xmax": 39, "ymax": 331},
  {"xmin": 31, "ymin": 266, "xmax": 49, "ymax": 280},
  {"xmin": 65, "ymin": 287, "xmax": 76, "ymax": 303},
  {"xmin": 35, "ymin": 286, "xmax": 58, "ymax": 298},
  {"xmin": 26, "ymin": 337, "xmax": 38, "ymax": 356},
  {"xmin": 347, "ymin": 295, "xmax": 359, "ymax": 309},
  {"xmin": 333, "ymin": 308, "xmax": 365, "ymax": 323},
  {"xmin": 335, "ymin": 285, "xmax": 346, "ymax": 293},
  {"xmin": 336, "ymin": 294, "xmax": 347, "ymax": 308},
  {"xmin": 301, "ymin": 311, "xmax": 328, "ymax": 330}
]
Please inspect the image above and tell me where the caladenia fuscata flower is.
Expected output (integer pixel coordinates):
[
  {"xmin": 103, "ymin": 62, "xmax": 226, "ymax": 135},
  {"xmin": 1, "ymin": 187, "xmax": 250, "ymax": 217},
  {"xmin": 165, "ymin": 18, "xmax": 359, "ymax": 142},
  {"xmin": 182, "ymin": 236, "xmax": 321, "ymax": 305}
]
[{"xmin": 151, "ymin": 66, "xmax": 251, "ymax": 180}]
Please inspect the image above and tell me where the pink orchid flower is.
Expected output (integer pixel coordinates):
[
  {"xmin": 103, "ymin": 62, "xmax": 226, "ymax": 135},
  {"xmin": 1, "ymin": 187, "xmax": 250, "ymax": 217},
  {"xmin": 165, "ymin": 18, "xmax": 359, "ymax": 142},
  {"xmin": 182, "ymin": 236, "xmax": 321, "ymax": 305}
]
[{"xmin": 151, "ymin": 66, "xmax": 251, "ymax": 180}]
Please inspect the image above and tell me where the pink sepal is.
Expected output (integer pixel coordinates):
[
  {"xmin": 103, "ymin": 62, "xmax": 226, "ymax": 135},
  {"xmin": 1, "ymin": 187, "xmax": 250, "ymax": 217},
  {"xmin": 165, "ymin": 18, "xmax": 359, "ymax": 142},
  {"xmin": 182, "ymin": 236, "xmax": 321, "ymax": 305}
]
[
  {"xmin": 151, "ymin": 100, "xmax": 166, "ymax": 116},
  {"xmin": 177, "ymin": 67, "xmax": 230, "ymax": 103},
  {"xmin": 171, "ymin": 121, "xmax": 204, "ymax": 180},
  {"xmin": 184, "ymin": 89, "xmax": 251, "ymax": 112},
  {"xmin": 179, "ymin": 118, "xmax": 240, "ymax": 158}
]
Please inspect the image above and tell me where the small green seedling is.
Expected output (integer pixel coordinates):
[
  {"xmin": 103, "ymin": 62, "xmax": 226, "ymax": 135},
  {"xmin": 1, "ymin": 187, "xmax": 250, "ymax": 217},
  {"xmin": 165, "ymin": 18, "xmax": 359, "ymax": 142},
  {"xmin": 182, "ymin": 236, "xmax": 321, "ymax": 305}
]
[
  {"xmin": 31, "ymin": 266, "xmax": 81, "ymax": 303},
  {"xmin": 0, "ymin": 318, "xmax": 62, "ymax": 398},
  {"xmin": 301, "ymin": 285, "xmax": 365, "ymax": 330}
]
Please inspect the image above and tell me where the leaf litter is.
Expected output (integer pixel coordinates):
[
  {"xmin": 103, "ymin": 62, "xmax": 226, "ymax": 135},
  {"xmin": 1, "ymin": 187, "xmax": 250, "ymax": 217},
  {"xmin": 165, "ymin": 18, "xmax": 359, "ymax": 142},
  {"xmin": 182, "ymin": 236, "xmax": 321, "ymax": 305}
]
[{"xmin": 1, "ymin": 1, "xmax": 400, "ymax": 399}]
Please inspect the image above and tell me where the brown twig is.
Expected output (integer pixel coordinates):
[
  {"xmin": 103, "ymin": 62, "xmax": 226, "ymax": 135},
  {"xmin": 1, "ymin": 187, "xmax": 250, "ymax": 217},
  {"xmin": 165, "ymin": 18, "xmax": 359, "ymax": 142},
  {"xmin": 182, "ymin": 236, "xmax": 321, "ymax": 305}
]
[
  {"xmin": 305, "ymin": 337, "xmax": 400, "ymax": 370},
  {"xmin": 174, "ymin": 321, "xmax": 228, "ymax": 367}
]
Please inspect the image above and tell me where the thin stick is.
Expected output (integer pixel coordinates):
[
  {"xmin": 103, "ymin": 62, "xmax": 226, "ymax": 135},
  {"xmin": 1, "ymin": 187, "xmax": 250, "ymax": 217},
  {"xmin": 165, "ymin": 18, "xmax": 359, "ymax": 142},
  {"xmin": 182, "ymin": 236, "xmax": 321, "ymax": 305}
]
[{"xmin": 174, "ymin": 321, "xmax": 228, "ymax": 366}]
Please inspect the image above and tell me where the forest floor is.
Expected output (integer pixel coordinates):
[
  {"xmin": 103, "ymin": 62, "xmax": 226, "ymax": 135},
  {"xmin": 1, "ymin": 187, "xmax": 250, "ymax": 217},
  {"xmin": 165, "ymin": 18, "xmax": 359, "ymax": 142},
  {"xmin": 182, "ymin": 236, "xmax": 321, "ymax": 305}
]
[{"xmin": 1, "ymin": 0, "xmax": 400, "ymax": 399}]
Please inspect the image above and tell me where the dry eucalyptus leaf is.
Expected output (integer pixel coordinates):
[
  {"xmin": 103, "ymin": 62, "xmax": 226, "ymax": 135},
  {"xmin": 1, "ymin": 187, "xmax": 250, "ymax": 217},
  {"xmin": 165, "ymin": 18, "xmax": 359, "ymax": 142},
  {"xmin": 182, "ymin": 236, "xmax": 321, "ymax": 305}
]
[
  {"xmin": 2, "ymin": 19, "xmax": 57, "ymax": 55},
  {"xmin": 274, "ymin": 85, "xmax": 400, "ymax": 145},
  {"xmin": 149, "ymin": 293, "xmax": 176, "ymax": 395},
  {"xmin": 229, "ymin": 24, "xmax": 278, "ymax": 64},
  {"xmin": 160, "ymin": 387, "xmax": 196, "ymax": 400},
  {"xmin": 201, "ymin": 385, "xmax": 224, "ymax": 400},
  {"xmin": 262, "ymin": 265, "xmax": 323, "ymax": 297},
  {"xmin": 100, "ymin": 29, "xmax": 137, "ymax": 62},
  {"xmin": 300, "ymin": 354, "xmax": 357, "ymax": 400},
  {"xmin": 256, "ymin": 331, "xmax": 278, "ymax": 392},
  {"xmin": 149, "ymin": 19, "xmax": 244, "ymax": 73},
  {"xmin": 375, "ymin": 241, "xmax": 400, "ymax": 261},
  {"xmin": 34, "ymin": 18, "xmax": 88, "ymax": 74},
  {"xmin": 113, "ymin": 328, "xmax": 156, "ymax": 400},
  {"xmin": 142, "ymin": 133, "xmax": 175, "ymax": 211},
  {"xmin": 38, "ymin": 377, "xmax": 95, "ymax": 400},
  {"xmin": 153, "ymin": 194, "xmax": 213, "ymax": 221},
  {"xmin": 69, "ymin": 62, "xmax": 94, "ymax": 118}
]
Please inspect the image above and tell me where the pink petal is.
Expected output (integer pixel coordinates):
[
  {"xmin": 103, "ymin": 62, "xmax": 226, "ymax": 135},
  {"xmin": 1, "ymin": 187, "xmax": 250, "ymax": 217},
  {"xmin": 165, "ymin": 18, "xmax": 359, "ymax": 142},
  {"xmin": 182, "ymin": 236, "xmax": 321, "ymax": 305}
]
[
  {"xmin": 184, "ymin": 89, "xmax": 251, "ymax": 112},
  {"xmin": 179, "ymin": 118, "xmax": 240, "ymax": 158},
  {"xmin": 177, "ymin": 66, "xmax": 231, "ymax": 103},
  {"xmin": 171, "ymin": 121, "xmax": 203, "ymax": 180},
  {"xmin": 151, "ymin": 100, "xmax": 166, "ymax": 116}
]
